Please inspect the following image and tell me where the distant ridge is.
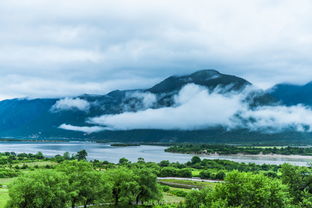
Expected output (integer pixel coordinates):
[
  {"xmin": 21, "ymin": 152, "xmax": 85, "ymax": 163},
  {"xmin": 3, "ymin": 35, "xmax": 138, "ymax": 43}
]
[
  {"xmin": 268, "ymin": 82, "xmax": 312, "ymax": 106},
  {"xmin": 0, "ymin": 69, "xmax": 310, "ymax": 144}
]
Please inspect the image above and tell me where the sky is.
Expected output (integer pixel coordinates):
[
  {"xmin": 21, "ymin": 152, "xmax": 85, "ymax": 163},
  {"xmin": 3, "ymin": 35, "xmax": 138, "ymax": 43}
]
[{"xmin": 1, "ymin": 0, "xmax": 312, "ymax": 100}]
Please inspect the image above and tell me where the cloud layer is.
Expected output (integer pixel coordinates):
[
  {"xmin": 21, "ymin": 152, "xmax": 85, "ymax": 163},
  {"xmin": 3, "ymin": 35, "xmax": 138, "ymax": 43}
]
[
  {"xmin": 1, "ymin": 0, "xmax": 312, "ymax": 99},
  {"xmin": 51, "ymin": 98, "xmax": 90, "ymax": 112},
  {"xmin": 77, "ymin": 84, "xmax": 312, "ymax": 133},
  {"xmin": 59, "ymin": 124, "xmax": 104, "ymax": 134}
]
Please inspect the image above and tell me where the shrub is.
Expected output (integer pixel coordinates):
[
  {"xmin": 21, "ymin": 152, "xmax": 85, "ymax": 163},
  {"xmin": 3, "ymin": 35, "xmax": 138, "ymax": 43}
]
[{"xmin": 199, "ymin": 170, "xmax": 211, "ymax": 179}]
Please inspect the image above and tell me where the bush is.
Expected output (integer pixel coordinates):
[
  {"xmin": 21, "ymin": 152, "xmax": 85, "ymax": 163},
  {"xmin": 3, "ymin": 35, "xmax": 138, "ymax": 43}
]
[
  {"xmin": 264, "ymin": 171, "xmax": 278, "ymax": 178},
  {"xmin": 177, "ymin": 169, "xmax": 192, "ymax": 178},
  {"xmin": 159, "ymin": 167, "xmax": 178, "ymax": 177},
  {"xmin": 0, "ymin": 169, "xmax": 19, "ymax": 178},
  {"xmin": 199, "ymin": 170, "xmax": 211, "ymax": 179},
  {"xmin": 162, "ymin": 185, "xmax": 170, "ymax": 192},
  {"xmin": 20, "ymin": 164, "xmax": 28, "ymax": 169},
  {"xmin": 159, "ymin": 167, "xmax": 192, "ymax": 178},
  {"xmin": 169, "ymin": 189, "xmax": 188, "ymax": 197},
  {"xmin": 215, "ymin": 171, "xmax": 226, "ymax": 180}
]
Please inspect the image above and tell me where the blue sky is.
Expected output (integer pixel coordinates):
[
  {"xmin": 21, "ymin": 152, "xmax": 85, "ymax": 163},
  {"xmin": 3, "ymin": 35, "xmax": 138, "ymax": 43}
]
[{"xmin": 0, "ymin": 0, "xmax": 312, "ymax": 99}]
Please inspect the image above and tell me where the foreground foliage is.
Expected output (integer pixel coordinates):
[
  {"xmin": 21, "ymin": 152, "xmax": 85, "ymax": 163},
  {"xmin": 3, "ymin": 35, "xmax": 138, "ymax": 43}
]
[
  {"xmin": 1, "ymin": 151, "xmax": 312, "ymax": 207},
  {"xmin": 6, "ymin": 161, "xmax": 161, "ymax": 208}
]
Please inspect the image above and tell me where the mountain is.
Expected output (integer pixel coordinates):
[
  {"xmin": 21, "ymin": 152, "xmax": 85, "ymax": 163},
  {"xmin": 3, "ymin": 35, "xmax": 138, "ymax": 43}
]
[
  {"xmin": 268, "ymin": 82, "xmax": 312, "ymax": 106},
  {"xmin": 0, "ymin": 69, "xmax": 310, "ymax": 144},
  {"xmin": 148, "ymin": 70, "xmax": 251, "ymax": 93}
]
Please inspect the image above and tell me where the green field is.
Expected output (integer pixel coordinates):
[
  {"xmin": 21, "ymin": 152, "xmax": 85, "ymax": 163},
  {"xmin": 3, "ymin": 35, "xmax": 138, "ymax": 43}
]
[
  {"xmin": 159, "ymin": 179, "xmax": 216, "ymax": 189},
  {"xmin": 0, "ymin": 188, "xmax": 9, "ymax": 208}
]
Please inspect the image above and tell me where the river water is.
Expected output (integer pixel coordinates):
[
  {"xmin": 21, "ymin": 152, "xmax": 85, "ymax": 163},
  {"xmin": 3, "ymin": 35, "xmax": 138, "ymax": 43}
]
[{"xmin": 0, "ymin": 141, "xmax": 311, "ymax": 166}]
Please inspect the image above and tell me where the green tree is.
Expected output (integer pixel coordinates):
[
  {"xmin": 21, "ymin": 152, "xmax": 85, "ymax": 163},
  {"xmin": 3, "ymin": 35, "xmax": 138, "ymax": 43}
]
[
  {"xmin": 35, "ymin": 152, "xmax": 44, "ymax": 159},
  {"xmin": 119, "ymin": 157, "xmax": 130, "ymax": 165},
  {"xmin": 7, "ymin": 170, "xmax": 68, "ymax": 208},
  {"xmin": 57, "ymin": 160, "xmax": 111, "ymax": 208},
  {"xmin": 281, "ymin": 164, "xmax": 312, "ymax": 205},
  {"xmin": 133, "ymin": 168, "xmax": 162, "ymax": 205},
  {"xmin": 185, "ymin": 171, "xmax": 291, "ymax": 208},
  {"xmin": 75, "ymin": 150, "xmax": 88, "ymax": 161},
  {"xmin": 63, "ymin": 152, "xmax": 71, "ymax": 160},
  {"xmin": 106, "ymin": 167, "xmax": 139, "ymax": 205},
  {"xmin": 191, "ymin": 156, "xmax": 201, "ymax": 164},
  {"xmin": 214, "ymin": 171, "xmax": 290, "ymax": 208}
]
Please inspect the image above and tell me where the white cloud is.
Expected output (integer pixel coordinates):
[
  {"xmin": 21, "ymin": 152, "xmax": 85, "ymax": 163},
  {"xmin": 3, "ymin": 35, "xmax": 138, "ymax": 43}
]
[
  {"xmin": 88, "ymin": 84, "xmax": 244, "ymax": 130},
  {"xmin": 51, "ymin": 98, "xmax": 90, "ymax": 112},
  {"xmin": 85, "ymin": 84, "xmax": 312, "ymax": 133},
  {"xmin": 239, "ymin": 105, "xmax": 312, "ymax": 132},
  {"xmin": 123, "ymin": 91, "xmax": 157, "ymax": 111},
  {"xmin": 59, "ymin": 124, "xmax": 105, "ymax": 134}
]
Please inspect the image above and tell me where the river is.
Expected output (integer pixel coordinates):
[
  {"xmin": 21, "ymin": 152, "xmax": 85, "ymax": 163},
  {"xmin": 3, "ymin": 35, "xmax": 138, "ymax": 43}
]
[{"xmin": 0, "ymin": 141, "xmax": 311, "ymax": 166}]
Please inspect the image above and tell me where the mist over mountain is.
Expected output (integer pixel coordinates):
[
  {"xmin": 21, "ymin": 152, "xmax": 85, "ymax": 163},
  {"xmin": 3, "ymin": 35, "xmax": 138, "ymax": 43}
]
[{"xmin": 0, "ymin": 69, "xmax": 311, "ymax": 144}]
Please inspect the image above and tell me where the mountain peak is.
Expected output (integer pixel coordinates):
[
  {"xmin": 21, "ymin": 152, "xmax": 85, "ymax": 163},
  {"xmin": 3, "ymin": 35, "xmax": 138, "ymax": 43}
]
[
  {"xmin": 148, "ymin": 69, "xmax": 250, "ymax": 94},
  {"xmin": 189, "ymin": 69, "xmax": 221, "ymax": 81},
  {"xmin": 190, "ymin": 69, "xmax": 220, "ymax": 76}
]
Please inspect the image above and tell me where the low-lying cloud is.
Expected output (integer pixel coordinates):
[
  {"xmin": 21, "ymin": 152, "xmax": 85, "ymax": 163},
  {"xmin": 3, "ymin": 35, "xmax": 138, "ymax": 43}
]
[
  {"xmin": 84, "ymin": 84, "xmax": 312, "ymax": 133},
  {"xmin": 51, "ymin": 98, "xmax": 90, "ymax": 112},
  {"xmin": 122, "ymin": 91, "xmax": 157, "ymax": 111},
  {"xmin": 239, "ymin": 105, "xmax": 312, "ymax": 132},
  {"xmin": 59, "ymin": 124, "xmax": 105, "ymax": 134},
  {"xmin": 89, "ymin": 84, "xmax": 243, "ymax": 130}
]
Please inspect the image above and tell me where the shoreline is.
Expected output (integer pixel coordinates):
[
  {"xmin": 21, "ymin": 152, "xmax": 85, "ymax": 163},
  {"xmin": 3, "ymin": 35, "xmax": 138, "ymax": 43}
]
[{"xmin": 170, "ymin": 152, "xmax": 312, "ymax": 160}]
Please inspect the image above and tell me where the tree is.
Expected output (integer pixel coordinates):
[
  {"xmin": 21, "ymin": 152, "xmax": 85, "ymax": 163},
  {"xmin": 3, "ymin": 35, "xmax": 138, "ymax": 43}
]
[
  {"xmin": 35, "ymin": 152, "xmax": 44, "ymax": 159},
  {"xmin": 159, "ymin": 160, "xmax": 170, "ymax": 167},
  {"xmin": 7, "ymin": 170, "xmax": 68, "ymax": 208},
  {"xmin": 185, "ymin": 171, "xmax": 291, "ymax": 208},
  {"xmin": 280, "ymin": 163, "xmax": 312, "ymax": 204},
  {"xmin": 138, "ymin": 157, "xmax": 145, "ymax": 163},
  {"xmin": 213, "ymin": 171, "xmax": 291, "ymax": 208},
  {"xmin": 63, "ymin": 152, "xmax": 71, "ymax": 160},
  {"xmin": 177, "ymin": 168, "xmax": 192, "ymax": 178},
  {"xmin": 75, "ymin": 150, "xmax": 88, "ymax": 161},
  {"xmin": 106, "ymin": 167, "xmax": 139, "ymax": 205},
  {"xmin": 191, "ymin": 156, "xmax": 201, "ymax": 164},
  {"xmin": 119, "ymin": 157, "xmax": 130, "ymax": 165},
  {"xmin": 57, "ymin": 160, "xmax": 111, "ymax": 208},
  {"xmin": 159, "ymin": 167, "xmax": 178, "ymax": 177},
  {"xmin": 133, "ymin": 168, "xmax": 162, "ymax": 205}
]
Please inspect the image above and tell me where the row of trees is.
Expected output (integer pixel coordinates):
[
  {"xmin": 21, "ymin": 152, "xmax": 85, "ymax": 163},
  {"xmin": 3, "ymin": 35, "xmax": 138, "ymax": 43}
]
[
  {"xmin": 7, "ymin": 160, "xmax": 162, "ymax": 208},
  {"xmin": 166, "ymin": 144, "xmax": 312, "ymax": 156}
]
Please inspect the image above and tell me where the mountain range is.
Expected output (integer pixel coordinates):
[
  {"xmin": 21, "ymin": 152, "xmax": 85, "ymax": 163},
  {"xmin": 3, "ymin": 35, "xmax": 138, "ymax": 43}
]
[{"xmin": 0, "ymin": 69, "xmax": 311, "ymax": 144}]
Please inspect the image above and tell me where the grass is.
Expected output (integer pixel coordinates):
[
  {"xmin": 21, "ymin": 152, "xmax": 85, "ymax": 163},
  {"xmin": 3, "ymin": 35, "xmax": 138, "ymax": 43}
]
[
  {"xmin": 0, "ymin": 178, "xmax": 15, "ymax": 186},
  {"xmin": 0, "ymin": 188, "xmax": 9, "ymax": 208},
  {"xmin": 0, "ymin": 176, "xmax": 16, "ymax": 208},
  {"xmin": 169, "ymin": 187, "xmax": 193, "ymax": 193},
  {"xmin": 162, "ymin": 192, "xmax": 184, "ymax": 204},
  {"xmin": 192, "ymin": 170, "xmax": 200, "ymax": 177},
  {"xmin": 159, "ymin": 179, "xmax": 216, "ymax": 189},
  {"xmin": 15, "ymin": 161, "xmax": 57, "ymax": 168}
]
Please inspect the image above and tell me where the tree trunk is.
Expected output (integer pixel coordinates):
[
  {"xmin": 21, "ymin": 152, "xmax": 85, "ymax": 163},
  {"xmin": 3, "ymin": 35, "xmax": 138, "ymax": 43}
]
[
  {"xmin": 136, "ymin": 195, "xmax": 140, "ymax": 205},
  {"xmin": 71, "ymin": 200, "xmax": 75, "ymax": 208},
  {"xmin": 114, "ymin": 194, "xmax": 119, "ymax": 205}
]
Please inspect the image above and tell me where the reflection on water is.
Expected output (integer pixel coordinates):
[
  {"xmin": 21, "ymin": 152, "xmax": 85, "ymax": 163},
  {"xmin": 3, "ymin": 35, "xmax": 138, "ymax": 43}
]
[{"xmin": 0, "ymin": 141, "xmax": 311, "ymax": 166}]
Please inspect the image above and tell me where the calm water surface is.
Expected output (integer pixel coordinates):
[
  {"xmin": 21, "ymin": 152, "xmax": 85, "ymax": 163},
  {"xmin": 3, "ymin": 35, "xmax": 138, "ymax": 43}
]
[{"xmin": 0, "ymin": 141, "xmax": 311, "ymax": 166}]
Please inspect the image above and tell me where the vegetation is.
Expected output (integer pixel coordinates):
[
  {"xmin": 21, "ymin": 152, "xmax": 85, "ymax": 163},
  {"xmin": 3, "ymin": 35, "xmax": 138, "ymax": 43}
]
[
  {"xmin": 0, "ymin": 150, "xmax": 312, "ymax": 207},
  {"xmin": 166, "ymin": 144, "xmax": 312, "ymax": 155},
  {"xmin": 184, "ymin": 171, "xmax": 291, "ymax": 208}
]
